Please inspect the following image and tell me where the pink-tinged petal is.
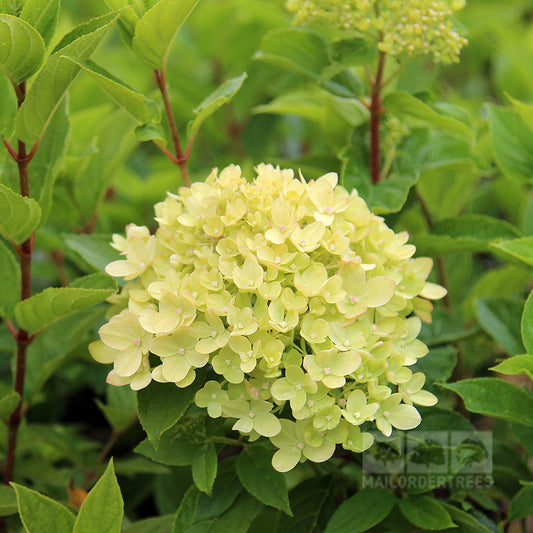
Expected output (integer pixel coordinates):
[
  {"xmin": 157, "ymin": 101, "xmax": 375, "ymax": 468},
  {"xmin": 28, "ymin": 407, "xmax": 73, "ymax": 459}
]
[{"xmin": 106, "ymin": 370, "xmax": 131, "ymax": 386}]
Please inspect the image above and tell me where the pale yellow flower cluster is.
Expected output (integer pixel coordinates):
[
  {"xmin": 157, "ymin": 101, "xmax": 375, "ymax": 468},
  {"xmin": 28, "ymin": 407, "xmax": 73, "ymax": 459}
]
[
  {"xmin": 90, "ymin": 164, "xmax": 445, "ymax": 471},
  {"xmin": 287, "ymin": 0, "xmax": 467, "ymax": 63}
]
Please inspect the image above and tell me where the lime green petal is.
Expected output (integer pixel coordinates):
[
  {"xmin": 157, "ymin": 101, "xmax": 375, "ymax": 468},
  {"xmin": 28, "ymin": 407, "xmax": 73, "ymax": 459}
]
[
  {"xmin": 303, "ymin": 439, "xmax": 335, "ymax": 463},
  {"xmin": 272, "ymin": 447, "xmax": 301, "ymax": 472},
  {"xmin": 322, "ymin": 374, "xmax": 346, "ymax": 389},
  {"xmin": 411, "ymin": 390, "xmax": 438, "ymax": 407},
  {"xmin": 114, "ymin": 349, "xmax": 142, "ymax": 377},
  {"xmin": 233, "ymin": 417, "xmax": 254, "ymax": 434},
  {"xmin": 253, "ymin": 413, "xmax": 282, "ymax": 437},
  {"xmin": 389, "ymin": 404, "xmax": 421, "ymax": 430},
  {"xmin": 161, "ymin": 356, "xmax": 191, "ymax": 382},
  {"xmin": 329, "ymin": 351, "xmax": 361, "ymax": 376},
  {"xmin": 290, "ymin": 389, "xmax": 307, "ymax": 412},
  {"xmin": 223, "ymin": 399, "xmax": 250, "ymax": 418},
  {"xmin": 89, "ymin": 341, "xmax": 117, "ymax": 364},
  {"xmin": 271, "ymin": 378, "xmax": 294, "ymax": 401},
  {"xmin": 420, "ymin": 282, "xmax": 447, "ymax": 300}
]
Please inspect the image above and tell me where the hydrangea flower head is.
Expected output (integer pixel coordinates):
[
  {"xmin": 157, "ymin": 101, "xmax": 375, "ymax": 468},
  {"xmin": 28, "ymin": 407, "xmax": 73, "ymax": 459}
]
[
  {"xmin": 90, "ymin": 164, "xmax": 444, "ymax": 471},
  {"xmin": 286, "ymin": 0, "xmax": 468, "ymax": 64}
]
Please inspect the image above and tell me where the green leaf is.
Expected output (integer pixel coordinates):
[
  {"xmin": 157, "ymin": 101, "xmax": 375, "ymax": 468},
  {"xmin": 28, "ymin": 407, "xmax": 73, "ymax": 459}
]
[
  {"xmin": 491, "ymin": 354, "xmax": 533, "ymax": 380},
  {"xmin": 0, "ymin": 72, "xmax": 16, "ymax": 138},
  {"xmin": 32, "ymin": 96, "xmax": 70, "ymax": 225},
  {"xmin": 72, "ymin": 109, "xmax": 136, "ymax": 218},
  {"xmin": 490, "ymin": 106, "xmax": 533, "ymax": 182},
  {"xmin": 62, "ymin": 58, "xmax": 151, "ymax": 123},
  {"xmin": 331, "ymin": 37, "xmax": 377, "ymax": 66},
  {"xmin": 172, "ymin": 459, "xmax": 243, "ymax": 530},
  {"xmin": 475, "ymin": 298, "xmax": 525, "ymax": 355},
  {"xmin": 490, "ymin": 237, "xmax": 533, "ymax": 267},
  {"xmin": 507, "ymin": 94, "xmax": 533, "ymax": 132},
  {"xmin": 255, "ymin": 90, "xmax": 367, "ymax": 154},
  {"xmin": 135, "ymin": 121, "xmax": 167, "ymax": 145},
  {"xmin": 192, "ymin": 441, "xmax": 218, "ymax": 496},
  {"xmin": 236, "ymin": 446, "xmax": 292, "ymax": 516},
  {"xmin": 512, "ymin": 423, "xmax": 533, "ymax": 457},
  {"xmin": 509, "ymin": 486, "xmax": 533, "ymax": 520},
  {"xmin": 124, "ymin": 515, "xmax": 175, "ymax": 533},
  {"xmin": 0, "ymin": 14, "xmax": 45, "ymax": 84},
  {"xmin": 135, "ymin": 431, "xmax": 199, "ymax": 466},
  {"xmin": 64, "ymin": 233, "xmax": 121, "ymax": 275},
  {"xmin": 194, "ymin": 458, "xmax": 243, "ymax": 522},
  {"xmin": 15, "ymin": 11, "xmax": 119, "ymax": 144},
  {"xmin": 271, "ymin": 475, "xmax": 337, "ymax": 533},
  {"xmin": 384, "ymin": 91, "xmax": 474, "ymax": 144},
  {"xmin": 12, "ymin": 483, "xmax": 76, "ymax": 533},
  {"xmin": 0, "ymin": 486, "xmax": 17, "ymax": 517},
  {"xmin": 25, "ymin": 306, "xmax": 104, "ymax": 400},
  {"xmin": 442, "ymin": 378, "xmax": 533, "ymax": 427},
  {"xmin": 0, "ymin": 184, "xmax": 42, "ymax": 244},
  {"xmin": 137, "ymin": 381, "xmax": 199, "ymax": 447},
  {"xmin": 177, "ymin": 492, "xmax": 263, "ymax": 533},
  {"xmin": 187, "ymin": 73, "xmax": 247, "ymax": 142},
  {"xmin": 20, "ymin": 0, "xmax": 60, "ymax": 45},
  {"xmin": 398, "ymin": 495, "xmax": 456, "ymax": 530},
  {"xmin": 522, "ymin": 290, "xmax": 533, "ymax": 353},
  {"xmin": 414, "ymin": 215, "xmax": 521, "ymax": 255},
  {"xmin": 0, "ymin": 98, "xmax": 69, "ymax": 226},
  {"xmin": 96, "ymin": 399, "xmax": 137, "ymax": 432},
  {"xmin": 0, "ymin": 239, "xmax": 20, "ymax": 318},
  {"xmin": 255, "ymin": 27, "xmax": 331, "ymax": 80},
  {"xmin": 73, "ymin": 459, "xmax": 123, "ymax": 533},
  {"xmin": 438, "ymin": 504, "xmax": 494, "ymax": 533},
  {"xmin": 324, "ymin": 488, "xmax": 395, "ymax": 533},
  {"xmin": 0, "ymin": 390, "xmax": 19, "ymax": 419},
  {"xmin": 413, "ymin": 345, "xmax": 457, "ymax": 384},
  {"xmin": 420, "ymin": 310, "xmax": 476, "ymax": 346},
  {"xmin": 344, "ymin": 169, "xmax": 419, "ymax": 215},
  {"xmin": 15, "ymin": 273, "xmax": 116, "ymax": 334},
  {"xmin": 132, "ymin": 0, "xmax": 200, "ymax": 69}
]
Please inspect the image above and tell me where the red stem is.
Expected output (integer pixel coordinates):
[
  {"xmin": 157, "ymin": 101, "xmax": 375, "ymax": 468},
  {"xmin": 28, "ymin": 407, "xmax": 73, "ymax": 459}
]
[
  {"xmin": 153, "ymin": 69, "xmax": 191, "ymax": 187},
  {"xmin": 370, "ymin": 52, "xmax": 387, "ymax": 185},
  {"xmin": 2, "ymin": 140, "xmax": 17, "ymax": 161},
  {"xmin": 3, "ymin": 82, "xmax": 35, "ymax": 486}
]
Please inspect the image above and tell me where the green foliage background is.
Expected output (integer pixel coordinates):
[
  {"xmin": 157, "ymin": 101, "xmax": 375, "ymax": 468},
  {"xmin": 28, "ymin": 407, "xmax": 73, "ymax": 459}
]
[{"xmin": 1, "ymin": 0, "xmax": 533, "ymax": 531}]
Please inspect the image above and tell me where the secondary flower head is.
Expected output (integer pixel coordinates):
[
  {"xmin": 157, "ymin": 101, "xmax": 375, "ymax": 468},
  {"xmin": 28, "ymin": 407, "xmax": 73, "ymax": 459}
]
[
  {"xmin": 91, "ymin": 163, "xmax": 443, "ymax": 471},
  {"xmin": 287, "ymin": 0, "xmax": 468, "ymax": 64}
]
